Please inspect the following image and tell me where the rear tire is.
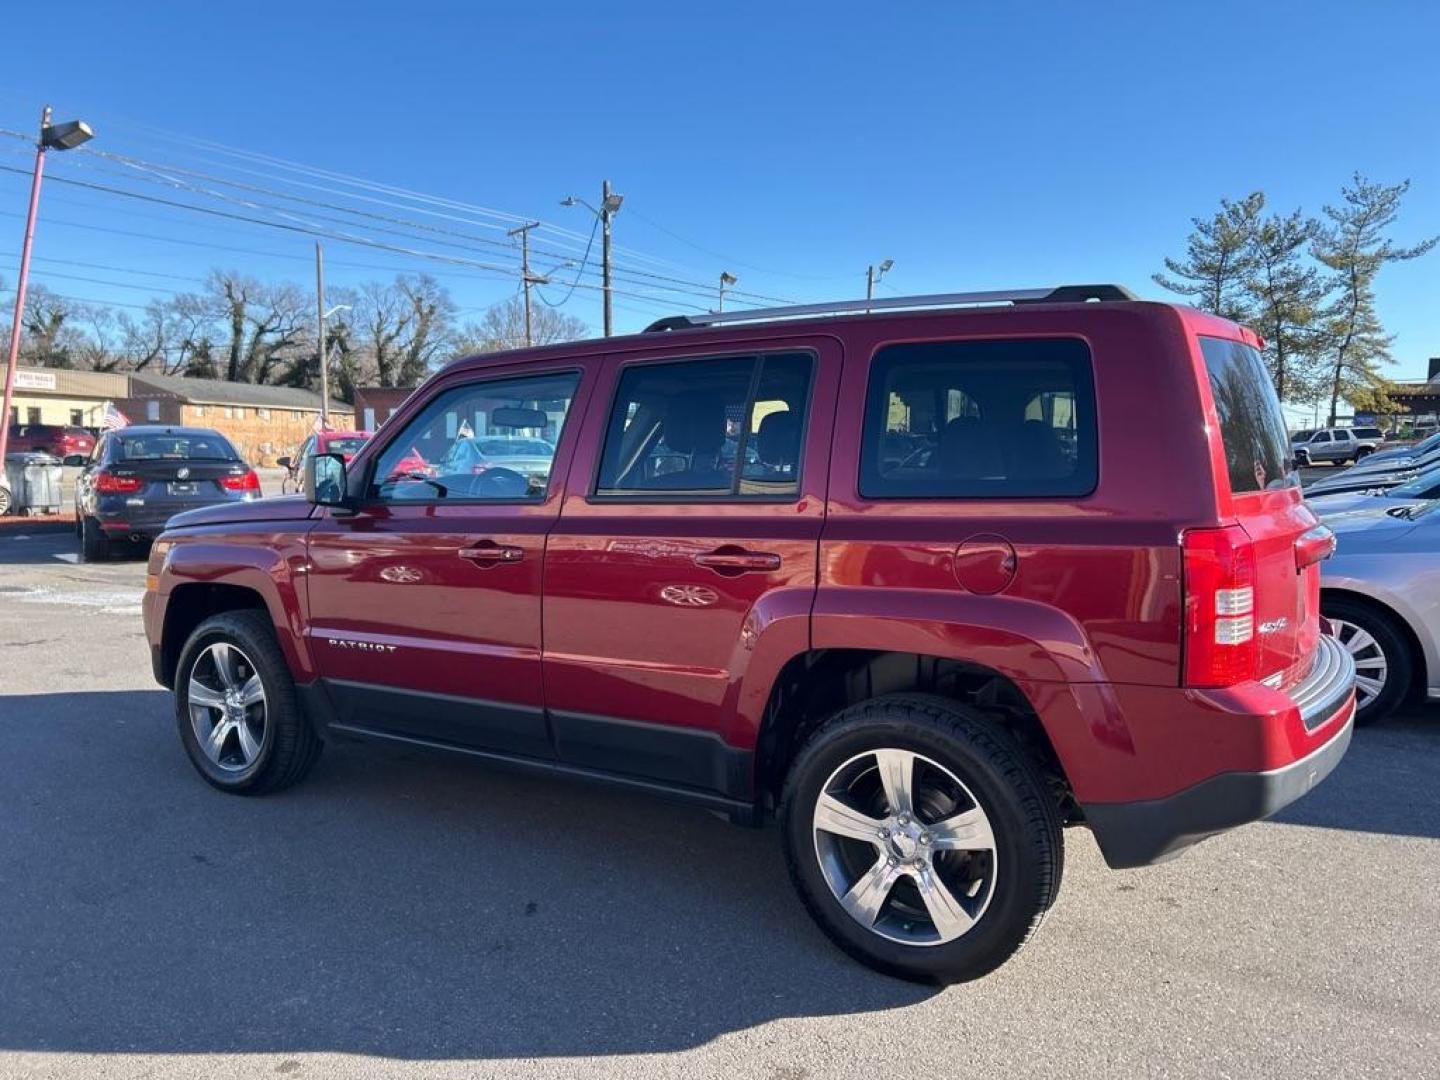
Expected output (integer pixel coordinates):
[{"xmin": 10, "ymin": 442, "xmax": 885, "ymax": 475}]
[
  {"xmin": 80, "ymin": 516, "xmax": 109, "ymax": 562},
  {"xmin": 174, "ymin": 610, "xmax": 323, "ymax": 794},
  {"xmin": 1294, "ymin": 449, "xmax": 1310, "ymax": 467},
  {"xmin": 780, "ymin": 693, "xmax": 1063, "ymax": 984},
  {"xmin": 1322, "ymin": 596, "xmax": 1414, "ymax": 725}
]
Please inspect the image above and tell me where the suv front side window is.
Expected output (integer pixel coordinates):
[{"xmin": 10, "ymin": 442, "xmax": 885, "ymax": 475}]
[
  {"xmin": 595, "ymin": 352, "xmax": 813, "ymax": 499},
  {"xmin": 369, "ymin": 371, "xmax": 580, "ymax": 503},
  {"xmin": 859, "ymin": 337, "xmax": 1098, "ymax": 498}
]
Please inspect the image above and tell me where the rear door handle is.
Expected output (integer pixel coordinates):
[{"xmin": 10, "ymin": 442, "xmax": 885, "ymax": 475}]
[
  {"xmin": 459, "ymin": 541, "xmax": 525, "ymax": 565},
  {"xmin": 694, "ymin": 549, "xmax": 782, "ymax": 573}
]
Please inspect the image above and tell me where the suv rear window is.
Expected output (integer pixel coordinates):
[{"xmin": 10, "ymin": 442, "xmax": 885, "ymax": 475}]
[
  {"xmin": 859, "ymin": 337, "xmax": 1097, "ymax": 498},
  {"xmin": 1198, "ymin": 337, "xmax": 1296, "ymax": 494}
]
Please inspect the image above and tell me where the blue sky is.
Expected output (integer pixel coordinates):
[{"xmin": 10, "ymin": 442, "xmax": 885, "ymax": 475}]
[{"xmin": 1, "ymin": 0, "xmax": 1436, "ymax": 404}]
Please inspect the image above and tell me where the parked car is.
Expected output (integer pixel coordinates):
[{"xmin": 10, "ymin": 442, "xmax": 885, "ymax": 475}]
[
  {"xmin": 1322, "ymin": 499, "xmax": 1440, "ymax": 723},
  {"xmin": 6, "ymin": 423, "xmax": 95, "ymax": 464},
  {"xmin": 1306, "ymin": 465, "xmax": 1440, "ymax": 517},
  {"xmin": 278, "ymin": 430, "xmax": 373, "ymax": 493},
  {"xmin": 1305, "ymin": 445, "xmax": 1440, "ymax": 497},
  {"xmin": 1291, "ymin": 426, "xmax": 1382, "ymax": 466},
  {"xmin": 1343, "ymin": 430, "xmax": 1440, "ymax": 472},
  {"xmin": 143, "ymin": 285, "xmax": 1355, "ymax": 983},
  {"xmin": 435, "ymin": 434, "xmax": 557, "ymax": 495},
  {"xmin": 76, "ymin": 426, "xmax": 261, "ymax": 560}
]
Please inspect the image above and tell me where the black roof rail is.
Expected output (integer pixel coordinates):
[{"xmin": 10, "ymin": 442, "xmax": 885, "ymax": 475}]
[{"xmin": 641, "ymin": 283, "xmax": 1138, "ymax": 332}]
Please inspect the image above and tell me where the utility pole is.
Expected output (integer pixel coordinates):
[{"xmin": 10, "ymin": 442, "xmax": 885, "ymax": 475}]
[
  {"xmin": 600, "ymin": 180, "xmax": 615, "ymax": 337},
  {"xmin": 507, "ymin": 221, "xmax": 546, "ymax": 348},
  {"xmin": 718, "ymin": 271, "xmax": 738, "ymax": 313},
  {"xmin": 560, "ymin": 183, "xmax": 623, "ymax": 336},
  {"xmin": 315, "ymin": 242, "xmax": 328, "ymax": 429}
]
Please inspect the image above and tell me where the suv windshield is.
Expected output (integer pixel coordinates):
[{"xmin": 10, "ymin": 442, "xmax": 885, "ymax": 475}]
[
  {"xmin": 1198, "ymin": 337, "xmax": 1296, "ymax": 493},
  {"xmin": 116, "ymin": 433, "xmax": 237, "ymax": 461}
]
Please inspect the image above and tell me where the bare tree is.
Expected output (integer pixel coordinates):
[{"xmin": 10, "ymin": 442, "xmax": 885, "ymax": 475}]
[
  {"xmin": 352, "ymin": 274, "xmax": 458, "ymax": 388},
  {"xmin": 459, "ymin": 294, "xmax": 589, "ymax": 354}
]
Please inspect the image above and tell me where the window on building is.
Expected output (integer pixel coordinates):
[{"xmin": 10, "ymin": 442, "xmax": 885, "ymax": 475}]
[
  {"xmin": 595, "ymin": 352, "xmax": 813, "ymax": 498},
  {"xmin": 233, "ymin": 407, "xmax": 246, "ymax": 419},
  {"xmin": 70, "ymin": 409, "xmax": 84, "ymax": 426},
  {"xmin": 193, "ymin": 405, "xmax": 206, "ymax": 417},
  {"xmin": 146, "ymin": 400, "xmax": 161, "ymax": 422},
  {"xmin": 257, "ymin": 408, "xmax": 271, "ymax": 420},
  {"xmin": 860, "ymin": 337, "xmax": 1098, "ymax": 499},
  {"xmin": 292, "ymin": 410, "xmax": 303, "ymax": 420},
  {"xmin": 26, "ymin": 407, "xmax": 41, "ymax": 424}
]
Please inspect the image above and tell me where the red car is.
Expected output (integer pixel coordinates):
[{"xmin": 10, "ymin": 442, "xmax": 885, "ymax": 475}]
[
  {"xmin": 277, "ymin": 430, "xmax": 371, "ymax": 492},
  {"xmin": 6, "ymin": 423, "xmax": 95, "ymax": 463},
  {"xmin": 143, "ymin": 284, "xmax": 1355, "ymax": 983}
]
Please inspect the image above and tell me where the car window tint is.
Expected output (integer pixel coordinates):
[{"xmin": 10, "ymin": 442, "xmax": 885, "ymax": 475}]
[
  {"xmin": 116, "ymin": 434, "xmax": 238, "ymax": 460},
  {"xmin": 595, "ymin": 351, "xmax": 812, "ymax": 498},
  {"xmin": 369, "ymin": 371, "xmax": 579, "ymax": 502},
  {"xmin": 860, "ymin": 337, "xmax": 1097, "ymax": 498},
  {"xmin": 1198, "ymin": 336, "xmax": 1297, "ymax": 493}
]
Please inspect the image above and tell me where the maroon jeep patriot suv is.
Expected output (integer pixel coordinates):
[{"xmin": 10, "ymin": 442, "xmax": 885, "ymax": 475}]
[{"xmin": 144, "ymin": 285, "xmax": 1356, "ymax": 982}]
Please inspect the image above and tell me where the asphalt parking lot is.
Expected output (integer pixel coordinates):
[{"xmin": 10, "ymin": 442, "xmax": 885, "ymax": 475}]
[{"xmin": 1, "ymin": 530, "xmax": 1437, "ymax": 1080}]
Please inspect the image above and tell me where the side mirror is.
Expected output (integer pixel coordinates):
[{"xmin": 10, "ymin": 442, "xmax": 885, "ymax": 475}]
[
  {"xmin": 276, "ymin": 455, "xmax": 293, "ymax": 470},
  {"xmin": 306, "ymin": 452, "xmax": 351, "ymax": 509}
]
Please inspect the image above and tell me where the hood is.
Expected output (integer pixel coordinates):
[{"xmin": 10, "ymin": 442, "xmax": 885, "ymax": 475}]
[
  {"xmin": 1323, "ymin": 503, "xmax": 1425, "ymax": 548},
  {"xmin": 1309, "ymin": 492, "xmax": 1425, "ymax": 519},
  {"xmin": 167, "ymin": 495, "xmax": 316, "ymax": 530}
]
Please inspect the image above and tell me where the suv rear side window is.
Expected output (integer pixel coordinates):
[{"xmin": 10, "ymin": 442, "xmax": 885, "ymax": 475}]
[
  {"xmin": 595, "ymin": 352, "xmax": 812, "ymax": 498},
  {"xmin": 860, "ymin": 338, "xmax": 1097, "ymax": 498},
  {"xmin": 1198, "ymin": 336, "xmax": 1297, "ymax": 493}
]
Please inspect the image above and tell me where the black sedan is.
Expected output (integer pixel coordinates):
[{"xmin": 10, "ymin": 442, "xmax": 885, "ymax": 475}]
[{"xmin": 74, "ymin": 426, "xmax": 260, "ymax": 560}]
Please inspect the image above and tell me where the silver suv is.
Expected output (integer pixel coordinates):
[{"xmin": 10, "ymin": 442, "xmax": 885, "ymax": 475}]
[{"xmin": 1292, "ymin": 426, "xmax": 1383, "ymax": 466}]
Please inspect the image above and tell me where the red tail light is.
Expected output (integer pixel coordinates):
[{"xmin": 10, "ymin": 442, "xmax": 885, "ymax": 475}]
[
  {"xmin": 1182, "ymin": 525, "xmax": 1259, "ymax": 688},
  {"xmin": 94, "ymin": 471, "xmax": 143, "ymax": 493},
  {"xmin": 219, "ymin": 470, "xmax": 260, "ymax": 492}
]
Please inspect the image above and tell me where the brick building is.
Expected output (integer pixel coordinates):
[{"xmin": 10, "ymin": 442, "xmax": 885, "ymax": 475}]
[
  {"xmin": 122, "ymin": 373, "xmax": 352, "ymax": 466},
  {"xmin": 352, "ymin": 386, "xmax": 417, "ymax": 431}
]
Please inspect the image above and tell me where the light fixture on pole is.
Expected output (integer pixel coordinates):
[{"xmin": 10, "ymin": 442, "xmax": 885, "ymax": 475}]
[
  {"xmin": 561, "ymin": 180, "xmax": 624, "ymax": 337},
  {"xmin": 0, "ymin": 106, "xmax": 94, "ymax": 464},
  {"xmin": 865, "ymin": 259, "xmax": 894, "ymax": 308},
  {"xmin": 718, "ymin": 271, "xmax": 738, "ymax": 313}
]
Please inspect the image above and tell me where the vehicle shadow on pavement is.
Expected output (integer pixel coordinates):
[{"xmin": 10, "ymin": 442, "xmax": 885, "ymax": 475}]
[
  {"xmin": 0, "ymin": 690, "xmax": 935, "ymax": 1060},
  {"xmin": 1271, "ymin": 710, "xmax": 1440, "ymax": 840}
]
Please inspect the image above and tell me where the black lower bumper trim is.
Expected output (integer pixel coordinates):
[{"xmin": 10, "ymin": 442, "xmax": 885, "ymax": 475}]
[{"xmin": 1083, "ymin": 712, "xmax": 1354, "ymax": 869}]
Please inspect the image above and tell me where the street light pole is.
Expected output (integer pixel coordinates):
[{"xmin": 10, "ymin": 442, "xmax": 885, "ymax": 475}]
[
  {"xmin": 1, "ymin": 106, "xmax": 92, "ymax": 464},
  {"xmin": 718, "ymin": 271, "xmax": 738, "ymax": 313},
  {"xmin": 562, "ymin": 184, "xmax": 623, "ymax": 337},
  {"xmin": 865, "ymin": 259, "xmax": 894, "ymax": 311},
  {"xmin": 314, "ymin": 242, "xmax": 329, "ymax": 429},
  {"xmin": 600, "ymin": 180, "xmax": 615, "ymax": 337}
]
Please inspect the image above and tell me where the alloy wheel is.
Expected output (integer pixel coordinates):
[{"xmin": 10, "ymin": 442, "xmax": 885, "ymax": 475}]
[
  {"xmin": 812, "ymin": 748, "xmax": 997, "ymax": 946},
  {"xmin": 187, "ymin": 641, "xmax": 268, "ymax": 772},
  {"xmin": 1331, "ymin": 617, "xmax": 1389, "ymax": 712}
]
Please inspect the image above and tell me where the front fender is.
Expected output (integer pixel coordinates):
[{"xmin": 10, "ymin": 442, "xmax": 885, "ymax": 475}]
[{"xmin": 161, "ymin": 531, "xmax": 315, "ymax": 681}]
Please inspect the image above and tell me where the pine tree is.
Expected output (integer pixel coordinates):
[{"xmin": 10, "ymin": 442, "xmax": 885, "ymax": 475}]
[
  {"xmin": 1312, "ymin": 174, "xmax": 1437, "ymax": 425},
  {"xmin": 1154, "ymin": 192, "xmax": 1265, "ymax": 322},
  {"xmin": 1243, "ymin": 208, "xmax": 1326, "ymax": 403}
]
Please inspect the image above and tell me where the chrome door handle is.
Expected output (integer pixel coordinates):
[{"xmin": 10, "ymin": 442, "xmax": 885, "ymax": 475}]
[
  {"xmin": 459, "ymin": 542, "xmax": 525, "ymax": 565},
  {"xmin": 694, "ymin": 549, "xmax": 781, "ymax": 573}
]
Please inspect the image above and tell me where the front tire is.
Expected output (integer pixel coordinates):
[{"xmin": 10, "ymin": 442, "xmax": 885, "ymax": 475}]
[
  {"xmin": 780, "ymin": 694, "xmax": 1063, "ymax": 984},
  {"xmin": 174, "ymin": 610, "xmax": 322, "ymax": 794},
  {"xmin": 1322, "ymin": 596, "xmax": 1413, "ymax": 724}
]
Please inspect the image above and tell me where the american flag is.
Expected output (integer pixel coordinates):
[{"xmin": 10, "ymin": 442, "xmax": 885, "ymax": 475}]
[{"xmin": 101, "ymin": 401, "xmax": 129, "ymax": 431}]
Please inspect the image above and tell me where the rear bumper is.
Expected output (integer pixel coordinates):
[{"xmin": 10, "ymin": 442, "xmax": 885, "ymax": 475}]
[{"xmin": 1082, "ymin": 634, "xmax": 1356, "ymax": 868}]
